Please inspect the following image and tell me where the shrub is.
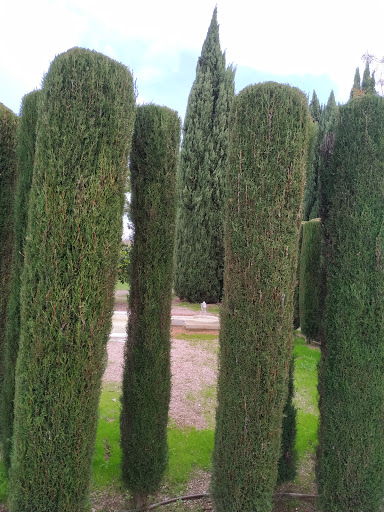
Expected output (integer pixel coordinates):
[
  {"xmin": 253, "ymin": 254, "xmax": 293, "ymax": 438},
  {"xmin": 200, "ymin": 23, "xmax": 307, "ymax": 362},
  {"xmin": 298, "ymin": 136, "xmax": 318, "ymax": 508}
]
[
  {"xmin": 299, "ymin": 218, "xmax": 323, "ymax": 342},
  {"xmin": 0, "ymin": 103, "xmax": 18, "ymax": 394},
  {"xmin": 317, "ymin": 94, "xmax": 384, "ymax": 512},
  {"xmin": 120, "ymin": 104, "xmax": 181, "ymax": 508},
  {"xmin": 1, "ymin": 90, "xmax": 41, "ymax": 472},
  {"xmin": 211, "ymin": 82, "xmax": 310, "ymax": 512},
  {"xmin": 8, "ymin": 48, "xmax": 135, "ymax": 512}
]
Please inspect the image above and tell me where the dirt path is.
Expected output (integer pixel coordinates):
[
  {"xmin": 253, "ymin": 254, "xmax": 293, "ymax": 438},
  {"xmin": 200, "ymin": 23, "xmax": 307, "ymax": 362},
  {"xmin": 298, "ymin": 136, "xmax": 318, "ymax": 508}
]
[{"xmin": 104, "ymin": 327, "xmax": 219, "ymax": 430}]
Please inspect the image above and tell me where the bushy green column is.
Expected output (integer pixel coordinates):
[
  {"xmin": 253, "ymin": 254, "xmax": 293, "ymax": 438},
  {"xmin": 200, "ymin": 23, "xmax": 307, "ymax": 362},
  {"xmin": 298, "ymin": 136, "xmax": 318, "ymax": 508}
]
[
  {"xmin": 0, "ymin": 103, "xmax": 18, "ymax": 392},
  {"xmin": 173, "ymin": 7, "xmax": 235, "ymax": 303},
  {"xmin": 212, "ymin": 83, "xmax": 310, "ymax": 512},
  {"xmin": 299, "ymin": 218, "xmax": 323, "ymax": 342},
  {"xmin": 1, "ymin": 90, "xmax": 41, "ymax": 472},
  {"xmin": 317, "ymin": 95, "xmax": 384, "ymax": 512},
  {"xmin": 8, "ymin": 48, "xmax": 135, "ymax": 512},
  {"xmin": 120, "ymin": 105, "xmax": 180, "ymax": 508}
]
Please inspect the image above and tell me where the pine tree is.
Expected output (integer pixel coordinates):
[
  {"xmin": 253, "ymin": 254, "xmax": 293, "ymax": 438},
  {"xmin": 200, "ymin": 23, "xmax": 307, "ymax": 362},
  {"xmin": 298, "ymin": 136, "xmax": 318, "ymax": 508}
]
[
  {"xmin": 1, "ymin": 91, "xmax": 41, "ymax": 472},
  {"xmin": 317, "ymin": 94, "xmax": 384, "ymax": 512},
  {"xmin": 211, "ymin": 82, "xmax": 310, "ymax": 512},
  {"xmin": 173, "ymin": 6, "xmax": 235, "ymax": 303},
  {"xmin": 350, "ymin": 67, "xmax": 361, "ymax": 99},
  {"xmin": 120, "ymin": 105, "xmax": 180, "ymax": 509},
  {"xmin": 0, "ymin": 103, "xmax": 18, "ymax": 395},
  {"xmin": 8, "ymin": 48, "xmax": 136, "ymax": 512}
]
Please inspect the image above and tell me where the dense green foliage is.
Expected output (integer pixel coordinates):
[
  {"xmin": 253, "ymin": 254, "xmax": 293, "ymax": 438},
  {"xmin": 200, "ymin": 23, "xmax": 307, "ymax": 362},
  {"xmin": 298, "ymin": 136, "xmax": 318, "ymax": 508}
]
[
  {"xmin": 0, "ymin": 103, "xmax": 18, "ymax": 393},
  {"xmin": 309, "ymin": 90, "xmax": 321, "ymax": 123},
  {"xmin": 173, "ymin": 7, "xmax": 235, "ymax": 303},
  {"xmin": 118, "ymin": 242, "xmax": 131, "ymax": 285},
  {"xmin": 350, "ymin": 67, "xmax": 361, "ymax": 98},
  {"xmin": 277, "ymin": 357, "xmax": 297, "ymax": 484},
  {"xmin": 299, "ymin": 219, "xmax": 323, "ymax": 342},
  {"xmin": 293, "ymin": 225, "xmax": 303, "ymax": 329},
  {"xmin": 8, "ymin": 48, "xmax": 136, "ymax": 512},
  {"xmin": 317, "ymin": 94, "xmax": 384, "ymax": 512},
  {"xmin": 317, "ymin": 91, "xmax": 338, "ymax": 221},
  {"xmin": 120, "ymin": 105, "xmax": 180, "ymax": 504},
  {"xmin": 211, "ymin": 83, "xmax": 310, "ymax": 512},
  {"xmin": 361, "ymin": 61, "xmax": 376, "ymax": 94},
  {"xmin": 1, "ymin": 91, "xmax": 41, "ymax": 472}
]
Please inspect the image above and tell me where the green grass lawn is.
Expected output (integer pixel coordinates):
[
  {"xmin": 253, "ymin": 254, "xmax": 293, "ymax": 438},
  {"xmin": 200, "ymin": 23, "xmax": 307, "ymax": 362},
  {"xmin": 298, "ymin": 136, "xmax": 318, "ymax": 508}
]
[
  {"xmin": 176, "ymin": 301, "xmax": 221, "ymax": 315},
  {"xmin": 92, "ymin": 335, "xmax": 320, "ymax": 498}
]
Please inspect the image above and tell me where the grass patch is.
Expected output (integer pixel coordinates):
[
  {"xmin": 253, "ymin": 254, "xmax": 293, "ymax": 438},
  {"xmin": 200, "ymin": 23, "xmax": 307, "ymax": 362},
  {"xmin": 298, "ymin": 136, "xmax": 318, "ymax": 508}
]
[
  {"xmin": 92, "ymin": 386, "xmax": 214, "ymax": 494},
  {"xmin": 166, "ymin": 424, "xmax": 214, "ymax": 487},
  {"xmin": 92, "ymin": 383, "xmax": 122, "ymax": 490},
  {"xmin": 172, "ymin": 333, "xmax": 219, "ymax": 356},
  {"xmin": 115, "ymin": 281, "xmax": 129, "ymax": 291},
  {"xmin": 176, "ymin": 302, "xmax": 220, "ymax": 315},
  {"xmin": 293, "ymin": 336, "xmax": 321, "ymax": 461}
]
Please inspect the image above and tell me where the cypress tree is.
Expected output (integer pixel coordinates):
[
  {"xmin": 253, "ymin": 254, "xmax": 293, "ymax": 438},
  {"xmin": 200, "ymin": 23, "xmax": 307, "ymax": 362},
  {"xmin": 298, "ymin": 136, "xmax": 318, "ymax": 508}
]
[
  {"xmin": 1, "ymin": 90, "xmax": 41, "ymax": 472},
  {"xmin": 361, "ymin": 60, "xmax": 371, "ymax": 92},
  {"xmin": 309, "ymin": 90, "xmax": 321, "ymax": 123},
  {"xmin": 277, "ymin": 357, "xmax": 297, "ymax": 484},
  {"xmin": 350, "ymin": 67, "xmax": 361, "ymax": 99},
  {"xmin": 120, "ymin": 104, "xmax": 180, "ymax": 508},
  {"xmin": 302, "ymin": 120, "xmax": 319, "ymax": 220},
  {"xmin": 299, "ymin": 218, "xmax": 323, "ymax": 342},
  {"xmin": 317, "ymin": 91, "xmax": 338, "ymax": 223},
  {"xmin": 173, "ymin": 6, "xmax": 235, "ymax": 303},
  {"xmin": 8, "ymin": 48, "xmax": 135, "ymax": 512},
  {"xmin": 0, "ymin": 103, "xmax": 18, "ymax": 393},
  {"xmin": 317, "ymin": 94, "xmax": 384, "ymax": 512},
  {"xmin": 211, "ymin": 82, "xmax": 310, "ymax": 512}
]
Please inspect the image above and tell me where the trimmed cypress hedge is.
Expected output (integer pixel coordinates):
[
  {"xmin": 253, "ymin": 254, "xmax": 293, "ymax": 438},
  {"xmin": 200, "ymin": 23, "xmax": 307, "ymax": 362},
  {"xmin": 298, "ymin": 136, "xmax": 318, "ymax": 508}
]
[
  {"xmin": 120, "ymin": 104, "xmax": 181, "ymax": 507},
  {"xmin": 1, "ymin": 90, "xmax": 41, "ymax": 472},
  {"xmin": 317, "ymin": 94, "xmax": 384, "ymax": 512},
  {"xmin": 299, "ymin": 218, "xmax": 323, "ymax": 341},
  {"xmin": 8, "ymin": 48, "xmax": 135, "ymax": 512},
  {"xmin": 0, "ymin": 103, "xmax": 18, "ymax": 393},
  {"xmin": 293, "ymin": 224, "xmax": 303, "ymax": 330},
  {"xmin": 211, "ymin": 82, "xmax": 310, "ymax": 512}
]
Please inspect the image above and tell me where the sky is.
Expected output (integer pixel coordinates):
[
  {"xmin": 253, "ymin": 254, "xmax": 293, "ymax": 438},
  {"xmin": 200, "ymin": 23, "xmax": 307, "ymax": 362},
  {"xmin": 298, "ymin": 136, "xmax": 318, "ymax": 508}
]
[{"xmin": 1, "ymin": 0, "xmax": 384, "ymax": 121}]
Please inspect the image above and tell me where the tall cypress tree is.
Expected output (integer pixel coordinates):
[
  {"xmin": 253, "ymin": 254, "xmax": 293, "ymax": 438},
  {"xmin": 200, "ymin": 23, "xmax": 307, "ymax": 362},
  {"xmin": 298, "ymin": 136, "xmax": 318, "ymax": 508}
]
[
  {"xmin": 317, "ymin": 94, "xmax": 384, "ymax": 512},
  {"xmin": 211, "ymin": 83, "xmax": 310, "ymax": 512},
  {"xmin": 1, "ymin": 90, "xmax": 41, "ymax": 472},
  {"xmin": 173, "ymin": 6, "xmax": 235, "ymax": 303},
  {"xmin": 8, "ymin": 48, "xmax": 135, "ymax": 512},
  {"xmin": 120, "ymin": 105, "xmax": 180, "ymax": 509},
  {"xmin": 309, "ymin": 90, "xmax": 321, "ymax": 123},
  {"xmin": 0, "ymin": 103, "xmax": 18, "ymax": 394},
  {"xmin": 350, "ymin": 67, "xmax": 361, "ymax": 99}
]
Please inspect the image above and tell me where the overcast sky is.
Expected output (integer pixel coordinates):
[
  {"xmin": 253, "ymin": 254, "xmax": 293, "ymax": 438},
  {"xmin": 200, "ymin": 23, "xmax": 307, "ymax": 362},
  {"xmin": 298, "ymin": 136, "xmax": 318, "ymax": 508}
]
[{"xmin": 1, "ymin": 0, "xmax": 384, "ymax": 120}]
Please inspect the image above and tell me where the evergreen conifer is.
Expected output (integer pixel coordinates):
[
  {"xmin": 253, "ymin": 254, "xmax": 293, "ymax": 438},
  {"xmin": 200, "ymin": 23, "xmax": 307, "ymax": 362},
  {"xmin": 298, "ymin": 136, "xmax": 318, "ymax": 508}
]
[
  {"xmin": 8, "ymin": 48, "xmax": 135, "ymax": 512},
  {"xmin": 173, "ymin": 7, "xmax": 235, "ymax": 303},
  {"xmin": 120, "ymin": 105, "xmax": 180, "ymax": 508},
  {"xmin": 299, "ymin": 219, "xmax": 323, "ymax": 341},
  {"xmin": 211, "ymin": 83, "xmax": 310, "ymax": 512},
  {"xmin": 350, "ymin": 67, "xmax": 361, "ymax": 98},
  {"xmin": 0, "ymin": 103, "xmax": 18, "ymax": 394},
  {"xmin": 309, "ymin": 90, "xmax": 321, "ymax": 123},
  {"xmin": 1, "ymin": 91, "xmax": 41, "ymax": 472},
  {"xmin": 317, "ymin": 94, "xmax": 384, "ymax": 512}
]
